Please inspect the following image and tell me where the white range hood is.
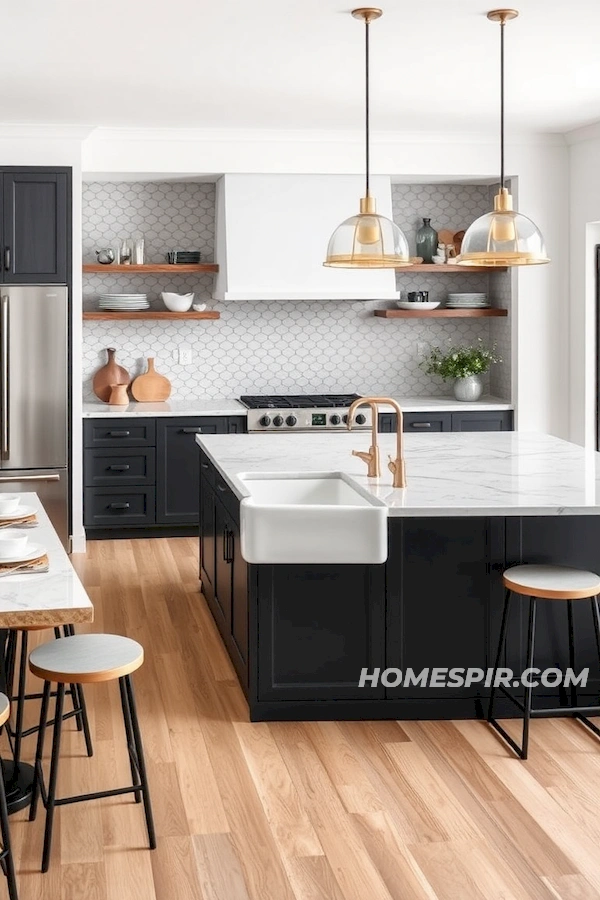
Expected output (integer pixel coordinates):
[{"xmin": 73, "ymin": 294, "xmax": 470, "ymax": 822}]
[{"xmin": 213, "ymin": 174, "xmax": 400, "ymax": 301}]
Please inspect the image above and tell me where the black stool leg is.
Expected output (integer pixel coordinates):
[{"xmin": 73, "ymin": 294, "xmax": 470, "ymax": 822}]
[
  {"xmin": 0, "ymin": 760, "xmax": 18, "ymax": 900},
  {"xmin": 12, "ymin": 631, "xmax": 28, "ymax": 765},
  {"xmin": 521, "ymin": 597, "xmax": 538, "ymax": 760},
  {"xmin": 567, "ymin": 600, "xmax": 578, "ymax": 709},
  {"xmin": 118, "ymin": 678, "xmax": 140, "ymax": 803},
  {"xmin": 123, "ymin": 676, "xmax": 156, "ymax": 849},
  {"xmin": 29, "ymin": 680, "xmax": 51, "ymax": 822},
  {"xmin": 61, "ymin": 626, "xmax": 84, "ymax": 736},
  {"xmin": 41, "ymin": 683, "xmax": 65, "ymax": 873},
  {"xmin": 488, "ymin": 588, "xmax": 512, "ymax": 722}
]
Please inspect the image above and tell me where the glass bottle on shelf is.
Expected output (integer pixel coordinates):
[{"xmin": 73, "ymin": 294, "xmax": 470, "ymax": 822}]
[
  {"xmin": 133, "ymin": 237, "xmax": 145, "ymax": 265},
  {"xmin": 416, "ymin": 218, "xmax": 438, "ymax": 264}
]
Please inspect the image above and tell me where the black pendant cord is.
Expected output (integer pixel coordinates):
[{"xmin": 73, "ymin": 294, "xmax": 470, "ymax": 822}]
[
  {"xmin": 500, "ymin": 18, "xmax": 505, "ymax": 190},
  {"xmin": 365, "ymin": 18, "xmax": 370, "ymax": 199}
]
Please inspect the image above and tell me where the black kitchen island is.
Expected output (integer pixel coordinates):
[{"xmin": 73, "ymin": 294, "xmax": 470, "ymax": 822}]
[{"xmin": 198, "ymin": 431, "xmax": 600, "ymax": 721}]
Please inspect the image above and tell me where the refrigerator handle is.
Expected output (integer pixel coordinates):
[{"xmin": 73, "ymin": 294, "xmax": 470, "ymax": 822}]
[
  {"xmin": 0, "ymin": 295, "xmax": 8, "ymax": 460},
  {"xmin": 0, "ymin": 474, "xmax": 60, "ymax": 484}
]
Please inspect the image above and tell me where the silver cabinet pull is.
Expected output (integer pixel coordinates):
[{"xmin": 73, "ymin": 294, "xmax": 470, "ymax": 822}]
[
  {"xmin": 108, "ymin": 464, "xmax": 130, "ymax": 472},
  {"xmin": 0, "ymin": 473, "xmax": 60, "ymax": 483},
  {"xmin": 410, "ymin": 422, "xmax": 432, "ymax": 429},
  {"xmin": 1, "ymin": 296, "xmax": 8, "ymax": 459},
  {"xmin": 107, "ymin": 430, "xmax": 130, "ymax": 438},
  {"xmin": 181, "ymin": 427, "xmax": 202, "ymax": 434},
  {"xmin": 109, "ymin": 502, "xmax": 130, "ymax": 510}
]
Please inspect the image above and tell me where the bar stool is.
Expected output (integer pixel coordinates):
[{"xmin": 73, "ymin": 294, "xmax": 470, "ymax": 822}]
[
  {"xmin": 0, "ymin": 694, "xmax": 19, "ymax": 900},
  {"xmin": 3, "ymin": 625, "xmax": 93, "ymax": 765},
  {"xmin": 28, "ymin": 633, "xmax": 156, "ymax": 872},
  {"xmin": 488, "ymin": 564, "xmax": 600, "ymax": 759}
]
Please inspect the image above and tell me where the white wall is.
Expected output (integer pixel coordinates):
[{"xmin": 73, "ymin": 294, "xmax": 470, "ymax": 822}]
[
  {"xmin": 567, "ymin": 124, "xmax": 600, "ymax": 449},
  {"xmin": 83, "ymin": 127, "xmax": 571, "ymax": 437},
  {"xmin": 0, "ymin": 127, "xmax": 86, "ymax": 552}
]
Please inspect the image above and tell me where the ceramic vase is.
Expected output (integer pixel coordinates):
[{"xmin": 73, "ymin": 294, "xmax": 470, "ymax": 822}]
[
  {"xmin": 108, "ymin": 383, "xmax": 130, "ymax": 406},
  {"xmin": 453, "ymin": 375, "xmax": 483, "ymax": 402}
]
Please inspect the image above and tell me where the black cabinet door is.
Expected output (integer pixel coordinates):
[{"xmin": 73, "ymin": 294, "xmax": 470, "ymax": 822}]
[
  {"xmin": 451, "ymin": 411, "xmax": 514, "ymax": 432},
  {"xmin": 156, "ymin": 416, "xmax": 247, "ymax": 525},
  {"xmin": 378, "ymin": 412, "xmax": 452, "ymax": 433},
  {"xmin": 256, "ymin": 563, "xmax": 386, "ymax": 701},
  {"xmin": 386, "ymin": 518, "xmax": 491, "ymax": 700},
  {"xmin": 2, "ymin": 171, "xmax": 69, "ymax": 283},
  {"xmin": 230, "ymin": 519, "xmax": 249, "ymax": 690},
  {"xmin": 199, "ymin": 475, "xmax": 216, "ymax": 603},
  {"xmin": 214, "ymin": 498, "xmax": 233, "ymax": 633}
]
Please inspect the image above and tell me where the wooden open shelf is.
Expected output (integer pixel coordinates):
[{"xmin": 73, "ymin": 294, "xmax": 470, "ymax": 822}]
[
  {"xmin": 396, "ymin": 264, "xmax": 507, "ymax": 273},
  {"xmin": 82, "ymin": 263, "xmax": 218, "ymax": 274},
  {"xmin": 83, "ymin": 310, "xmax": 220, "ymax": 321},
  {"xmin": 374, "ymin": 308, "xmax": 508, "ymax": 319}
]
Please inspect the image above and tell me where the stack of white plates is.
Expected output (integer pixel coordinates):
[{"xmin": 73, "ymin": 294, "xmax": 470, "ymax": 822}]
[
  {"xmin": 446, "ymin": 293, "xmax": 489, "ymax": 309},
  {"xmin": 98, "ymin": 293, "xmax": 149, "ymax": 311}
]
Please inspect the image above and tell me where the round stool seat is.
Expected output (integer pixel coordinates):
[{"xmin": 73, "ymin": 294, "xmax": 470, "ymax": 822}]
[
  {"xmin": 0, "ymin": 693, "xmax": 9, "ymax": 728},
  {"xmin": 503, "ymin": 564, "xmax": 600, "ymax": 600},
  {"xmin": 29, "ymin": 634, "xmax": 143, "ymax": 684}
]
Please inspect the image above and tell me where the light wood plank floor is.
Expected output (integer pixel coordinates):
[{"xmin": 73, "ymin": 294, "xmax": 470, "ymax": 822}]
[{"xmin": 6, "ymin": 537, "xmax": 600, "ymax": 899}]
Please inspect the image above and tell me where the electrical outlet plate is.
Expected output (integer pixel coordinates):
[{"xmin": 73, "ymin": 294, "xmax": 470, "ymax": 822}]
[{"xmin": 178, "ymin": 347, "xmax": 193, "ymax": 365}]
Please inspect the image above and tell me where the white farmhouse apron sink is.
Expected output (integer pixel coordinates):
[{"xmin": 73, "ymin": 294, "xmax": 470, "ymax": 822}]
[{"xmin": 239, "ymin": 472, "xmax": 388, "ymax": 565}]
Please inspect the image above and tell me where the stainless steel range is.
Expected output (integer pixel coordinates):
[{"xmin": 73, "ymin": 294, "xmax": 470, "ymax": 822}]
[{"xmin": 239, "ymin": 394, "xmax": 372, "ymax": 433}]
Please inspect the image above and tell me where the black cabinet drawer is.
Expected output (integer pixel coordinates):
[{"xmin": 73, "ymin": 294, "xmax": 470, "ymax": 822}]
[
  {"xmin": 84, "ymin": 487, "xmax": 155, "ymax": 527},
  {"xmin": 451, "ymin": 411, "xmax": 514, "ymax": 432},
  {"xmin": 84, "ymin": 419, "xmax": 155, "ymax": 448},
  {"xmin": 84, "ymin": 448, "xmax": 156, "ymax": 487},
  {"xmin": 403, "ymin": 413, "xmax": 452, "ymax": 433}
]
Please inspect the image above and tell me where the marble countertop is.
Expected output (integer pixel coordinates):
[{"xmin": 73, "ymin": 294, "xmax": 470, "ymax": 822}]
[
  {"xmin": 82, "ymin": 398, "xmax": 246, "ymax": 417},
  {"xmin": 0, "ymin": 494, "xmax": 93, "ymax": 627},
  {"xmin": 196, "ymin": 431, "xmax": 600, "ymax": 518},
  {"xmin": 82, "ymin": 395, "xmax": 512, "ymax": 418}
]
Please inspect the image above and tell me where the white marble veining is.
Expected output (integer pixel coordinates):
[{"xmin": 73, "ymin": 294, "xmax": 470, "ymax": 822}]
[
  {"xmin": 197, "ymin": 432, "xmax": 600, "ymax": 518},
  {"xmin": 82, "ymin": 395, "xmax": 512, "ymax": 419},
  {"xmin": 0, "ymin": 494, "xmax": 93, "ymax": 626},
  {"xmin": 82, "ymin": 398, "xmax": 246, "ymax": 418}
]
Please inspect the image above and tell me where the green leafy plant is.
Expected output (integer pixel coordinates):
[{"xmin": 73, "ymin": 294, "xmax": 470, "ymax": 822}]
[{"xmin": 420, "ymin": 339, "xmax": 501, "ymax": 381}]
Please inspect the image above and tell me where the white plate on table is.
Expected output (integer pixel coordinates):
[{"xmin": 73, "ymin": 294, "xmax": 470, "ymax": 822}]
[
  {"xmin": 0, "ymin": 504, "xmax": 38, "ymax": 523},
  {"xmin": 0, "ymin": 543, "xmax": 46, "ymax": 565}
]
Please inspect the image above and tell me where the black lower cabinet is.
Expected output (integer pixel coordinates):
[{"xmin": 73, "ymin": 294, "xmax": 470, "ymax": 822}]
[
  {"xmin": 378, "ymin": 410, "xmax": 513, "ymax": 433},
  {"xmin": 200, "ymin": 471, "xmax": 248, "ymax": 691},
  {"xmin": 256, "ymin": 564, "xmax": 385, "ymax": 702},
  {"xmin": 84, "ymin": 414, "xmax": 246, "ymax": 538}
]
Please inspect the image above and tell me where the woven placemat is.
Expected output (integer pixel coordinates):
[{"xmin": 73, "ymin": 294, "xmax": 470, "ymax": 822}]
[
  {"xmin": 0, "ymin": 513, "xmax": 38, "ymax": 526},
  {"xmin": 0, "ymin": 553, "xmax": 49, "ymax": 574}
]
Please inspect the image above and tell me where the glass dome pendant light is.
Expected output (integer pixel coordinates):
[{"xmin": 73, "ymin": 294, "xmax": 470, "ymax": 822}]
[
  {"xmin": 323, "ymin": 8, "xmax": 410, "ymax": 268},
  {"xmin": 457, "ymin": 9, "xmax": 549, "ymax": 267}
]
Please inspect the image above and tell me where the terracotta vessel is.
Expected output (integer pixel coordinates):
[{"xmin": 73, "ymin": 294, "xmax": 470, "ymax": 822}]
[
  {"xmin": 92, "ymin": 348, "xmax": 130, "ymax": 402},
  {"xmin": 108, "ymin": 383, "xmax": 130, "ymax": 406}
]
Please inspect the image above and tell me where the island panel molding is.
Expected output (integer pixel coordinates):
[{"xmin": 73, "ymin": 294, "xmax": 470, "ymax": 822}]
[{"xmin": 82, "ymin": 180, "xmax": 512, "ymax": 402}]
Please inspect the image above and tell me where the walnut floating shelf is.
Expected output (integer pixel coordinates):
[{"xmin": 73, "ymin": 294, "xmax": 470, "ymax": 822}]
[
  {"xmin": 82, "ymin": 263, "xmax": 218, "ymax": 274},
  {"xmin": 396, "ymin": 264, "xmax": 507, "ymax": 273},
  {"xmin": 83, "ymin": 310, "xmax": 220, "ymax": 321},
  {"xmin": 374, "ymin": 308, "xmax": 508, "ymax": 319}
]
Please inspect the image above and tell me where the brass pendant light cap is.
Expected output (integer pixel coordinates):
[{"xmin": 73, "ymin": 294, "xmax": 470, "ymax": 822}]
[
  {"xmin": 360, "ymin": 196, "xmax": 377, "ymax": 214},
  {"xmin": 487, "ymin": 9, "xmax": 519, "ymax": 23},
  {"xmin": 352, "ymin": 8, "xmax": 383, "ymax": 23},
  {"xmin": 493, "ymin": 187, "xmax": 514, "ymax": 212}
]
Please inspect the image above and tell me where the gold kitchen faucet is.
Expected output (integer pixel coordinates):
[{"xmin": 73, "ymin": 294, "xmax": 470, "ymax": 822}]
[{"xmin": 347, "ymin": 397, "xmax": 407, "ymax": 488}]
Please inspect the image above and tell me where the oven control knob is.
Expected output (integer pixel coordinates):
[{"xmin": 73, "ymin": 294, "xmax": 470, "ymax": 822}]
[
  {"xmin": 259, "ymin": 415, "xmax": 271, "ymax": 427},
  {"xmin": 342, "ymin": 414, "xmax": 348, "ymax": 424},
  {"xmin": 355, "ymin": 414, "xmax": 367, "ymax": 425},
  {"xmin": 330, "ymin": 414, "xmax": 341, "ymax": 425},
  {"xmin": 273, "ymin": 415, "xmax": 284, "ymax": 427},
  {"xmin": 286, "ymin": 415, "xmax": 297, "ymax": 427}
]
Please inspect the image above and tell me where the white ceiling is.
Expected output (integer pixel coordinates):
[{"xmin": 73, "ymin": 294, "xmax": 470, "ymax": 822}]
[{"xmin": 3, "ymin": 0, "xmax": 600, "ymax": 134}]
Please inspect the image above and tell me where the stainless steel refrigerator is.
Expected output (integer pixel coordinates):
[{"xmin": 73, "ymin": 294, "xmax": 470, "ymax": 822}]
[{"xmin": 0, "ymin": 286, "xmax": 68, "ymax": 547}]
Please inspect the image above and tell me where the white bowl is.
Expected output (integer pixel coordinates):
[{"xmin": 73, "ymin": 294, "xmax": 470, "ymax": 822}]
[
  {"xmin": 192, "ymin": 302, "xmax": 207, "ymax": 312},
  {"xmin": 0, "ymin": 530, "xmax": 29, "ymax": 560},
  {"xmin": 432, "ymin": 256, "xmax": 446, "ymax": 265},
  {"xmin": 161, "ymin": 292, "xmax": 194, "ymax": 312},
  {"xmin": 396, "ymin": 301, "xmax": 441, "ymax": 311},
  {"xmin": 0, "ymin": 495, "xmax": 21, "ymax": 516}
]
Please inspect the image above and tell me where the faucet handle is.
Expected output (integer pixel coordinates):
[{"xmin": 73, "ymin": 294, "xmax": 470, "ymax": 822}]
[{"xmin": 387, "ymin": 455, "xmax": 397, "ymax": 473}]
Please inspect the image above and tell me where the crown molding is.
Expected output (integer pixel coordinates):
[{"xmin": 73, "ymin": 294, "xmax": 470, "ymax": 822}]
[
  {"xmin": 0, "ymin": 124, "xmax": 95, "ymax": 141},
  {"xmin": 565, "ymin": 120, "xmax": 600, "ymax": 146},
  {"xmin": 84, "ymin": 125, "xmax": 566, "ymax": 148}
]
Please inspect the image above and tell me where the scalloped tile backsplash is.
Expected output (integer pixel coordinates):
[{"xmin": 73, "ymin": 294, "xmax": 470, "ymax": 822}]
[{"xmin": 81, "ymin": 181, "xmax": 510, "ymax": 401}]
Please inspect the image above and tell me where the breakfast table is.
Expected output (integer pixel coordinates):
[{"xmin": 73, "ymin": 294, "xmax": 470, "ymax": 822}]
[{"xmin": 0, "ymin": 492, "xmax": 94, "ymax": 811}]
